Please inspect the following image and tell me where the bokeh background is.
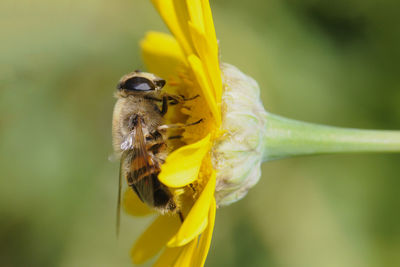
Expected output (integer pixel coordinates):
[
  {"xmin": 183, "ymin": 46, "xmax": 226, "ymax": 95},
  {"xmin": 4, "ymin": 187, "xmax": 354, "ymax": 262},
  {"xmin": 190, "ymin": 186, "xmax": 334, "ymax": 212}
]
[{"xmin": 1, "ymin": 0, "xmax": 400, "ymax": 266}]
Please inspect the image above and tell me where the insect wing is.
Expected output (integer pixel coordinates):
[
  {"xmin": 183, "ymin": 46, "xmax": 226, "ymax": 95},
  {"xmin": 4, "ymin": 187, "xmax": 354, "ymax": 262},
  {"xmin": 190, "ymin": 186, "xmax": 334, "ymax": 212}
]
[
  {"xmin": 116, "ymin": 151, "xmax": 128, "ymax": 236},
  {"xmin": 129, "ymin": 118, "xmax": 159, "ymax": 207}
]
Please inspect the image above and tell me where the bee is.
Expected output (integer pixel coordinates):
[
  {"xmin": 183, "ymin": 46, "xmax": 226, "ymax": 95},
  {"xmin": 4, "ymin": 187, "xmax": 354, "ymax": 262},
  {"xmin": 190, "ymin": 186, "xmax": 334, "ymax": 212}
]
[{"xmin": 112, "ymin": 71, "xmax": 179, "ymax": 218}]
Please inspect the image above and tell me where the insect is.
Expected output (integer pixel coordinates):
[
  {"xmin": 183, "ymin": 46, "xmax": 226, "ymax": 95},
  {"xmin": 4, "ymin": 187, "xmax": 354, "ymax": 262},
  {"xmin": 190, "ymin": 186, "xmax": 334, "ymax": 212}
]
[{"xmin": 112, "ymin": 70, "xmax": 193, "ymax": 231}]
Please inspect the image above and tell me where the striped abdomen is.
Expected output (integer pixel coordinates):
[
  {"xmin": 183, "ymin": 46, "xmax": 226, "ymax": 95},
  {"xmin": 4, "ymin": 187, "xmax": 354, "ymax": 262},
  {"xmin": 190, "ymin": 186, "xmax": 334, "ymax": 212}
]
[{"xmin": 126, "ymin": 129, "xmax": 176, "ymax": 212}]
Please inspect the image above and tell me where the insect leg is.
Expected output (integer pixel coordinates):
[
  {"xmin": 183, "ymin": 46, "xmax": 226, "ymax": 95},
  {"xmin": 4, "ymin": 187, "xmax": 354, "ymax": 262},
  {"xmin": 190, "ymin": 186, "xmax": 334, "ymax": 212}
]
[
  {"xmin": 168, "ymin": 135, "xmax": 183, "ymax": 140},
  {"xmin": 144, "ymin": 95, "xmax": 162, "ymax": 102},
  {"xmin": 144, "ymin": 95, "xmax": 169, "ymax": 115},
  {"xmin": 157, "ymin": 94, "xmax": 200, "ymax": 117},
  {"xmin": 157, "ymin": 119, "xmax": 203, "ymax": 130},
  {"xmin": 178, "ymin": 211, "xmax": 184, "ymax": 222},
  {"xmin": 180, "ymin": 94, "xmax": 199, "ymax": 101},
  {"xmin": 185, "ymin": 119, "xmax": 203, "ymax": 126},
  {"xmin": 160, "ymin": 95, "xmax": 168, "ymax": 115},
  {"xmin": 189, "ymin": 183, "xmax": 196, "ymax": 192},
  {"xmin": 167, "ymin": 96, "xmax": 180, "ymax": 105},
  {"xmin": 164, "ymin": 93, "xmax": 199, "ymax": 103}
]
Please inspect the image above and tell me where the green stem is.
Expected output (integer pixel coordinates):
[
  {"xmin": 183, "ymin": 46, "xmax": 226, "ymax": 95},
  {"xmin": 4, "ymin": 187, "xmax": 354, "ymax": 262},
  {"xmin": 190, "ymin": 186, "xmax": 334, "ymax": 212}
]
[{"xmin": 262, "ymin": 112, "xmax": 400, "ymax": 161}]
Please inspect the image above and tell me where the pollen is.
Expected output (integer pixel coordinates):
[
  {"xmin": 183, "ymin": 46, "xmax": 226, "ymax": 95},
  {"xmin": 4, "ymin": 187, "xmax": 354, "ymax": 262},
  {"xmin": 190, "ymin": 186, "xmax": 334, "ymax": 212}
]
[{"xmin": 163, "ymin": 68, "xmax": 216, "ymax": 148}]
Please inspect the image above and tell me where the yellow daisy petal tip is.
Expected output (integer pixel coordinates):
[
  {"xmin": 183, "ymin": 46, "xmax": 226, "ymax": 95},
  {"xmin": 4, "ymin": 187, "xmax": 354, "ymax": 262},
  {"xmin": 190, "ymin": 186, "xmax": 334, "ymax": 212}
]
[
  {"xmin": 167, "ymin": 171, "xmax": 216, "ymax": 247},
  {"xmin": 123, "ymin": 189, "xmax": 153, "ymax": 217},
  {"xmin": 187, "ymin": 55, "xmax": 221, "ymax": 126},
  {"xmin": 167, "ymin": 218, "xmax": 207, "ymax": 247},
  {"xmin": 171, "ymin": 239, "xmax": 197, "ymax": 267},
  {"xmin": 130, "ymin": 215, "xmax": 181, "ymax": 264},
  {"xmin": 193, "ymin": 198, "xmax": 216, "ymax": 267},
  {"xmin": 140, "ymin": 31, "xmax": 187, "ymax": 79}
]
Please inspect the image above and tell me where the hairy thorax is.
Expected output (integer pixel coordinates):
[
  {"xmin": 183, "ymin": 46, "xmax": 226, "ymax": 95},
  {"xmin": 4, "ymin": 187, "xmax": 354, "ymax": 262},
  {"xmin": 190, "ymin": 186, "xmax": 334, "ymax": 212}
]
[{"xmin": 112, "ymin": 93, "xmax": 163, "ymax": 154}]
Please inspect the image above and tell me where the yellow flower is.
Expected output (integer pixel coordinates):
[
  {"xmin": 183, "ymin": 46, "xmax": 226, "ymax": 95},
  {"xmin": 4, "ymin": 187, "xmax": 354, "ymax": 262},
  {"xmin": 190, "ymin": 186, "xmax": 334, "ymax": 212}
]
[
  {"xmin": 125, "ymin": 0, "xmax": 222, "ymax": 266},
  {"xmin": 118, "ymin": 1, "xmax": 400, "ymax": 266}
]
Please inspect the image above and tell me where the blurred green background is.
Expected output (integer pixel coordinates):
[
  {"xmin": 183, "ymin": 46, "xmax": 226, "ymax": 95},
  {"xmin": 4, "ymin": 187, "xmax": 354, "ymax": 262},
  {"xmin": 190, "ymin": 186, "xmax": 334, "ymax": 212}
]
[{"xmin": 1, "ymin": 0, "xmax": 400, "ymax": 266}]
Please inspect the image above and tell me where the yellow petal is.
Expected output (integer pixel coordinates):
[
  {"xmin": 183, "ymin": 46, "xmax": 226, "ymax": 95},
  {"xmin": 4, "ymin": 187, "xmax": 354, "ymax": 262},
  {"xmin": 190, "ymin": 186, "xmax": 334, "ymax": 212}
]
[
  {"xmin": 200, "ymin": 0, "xmax": 218, "ymax": 54},
  {"xmin": 185, "ymin": 0, "xmax": 221, "ymax": 104},
  {"xmin": 168, "ymin": 171, "xmax": 216, "ymax": 247},
  {"xmin": 186, "ymin": 0, "xmax": 205, "ymax": 34},
  {"xmin": 188, "ymin": 55, "xmax": 221, "ymax": 125},
  {"xmin": 192, "ymin": 197, "xmax": 216, "ymax": 267},
  {"xmin": 188, "ymin": 23, "xmax": 222, "ymax": 106},
  {"xmin": 140, "ymin": 31, "xmax": 187, "ymax": 80},
  {"xmin": 148, "ymin": 1, "xmax": 222, "ymax": 123},
  {"xmin": 173, "ymin": 240, "xmax": 197, "ymax": 267},
  {"xmin": 123, "ymin": 189, "xmax": 153, "ymax": 217},
  {"xmin": 159, "ymin": 134, "xmax": 211, "ymax": 188},
  {"xmin": 154, "ymin": 247, "xmax": 183, "ymax": 267},
  {"xmin": 151, "ymin": 0, "xmax": 194, "ymax": 55},
  {"xmin": 131, "ymin": 215, "xmax": 181, "ymax": 264}
]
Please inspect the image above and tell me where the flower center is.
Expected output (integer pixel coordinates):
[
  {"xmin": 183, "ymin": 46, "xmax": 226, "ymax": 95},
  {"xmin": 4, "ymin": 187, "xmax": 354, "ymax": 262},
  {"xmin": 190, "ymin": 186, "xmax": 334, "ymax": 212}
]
[{"xmin": 161, "ymin": 66, "xmax": 216, "ymax": 206}]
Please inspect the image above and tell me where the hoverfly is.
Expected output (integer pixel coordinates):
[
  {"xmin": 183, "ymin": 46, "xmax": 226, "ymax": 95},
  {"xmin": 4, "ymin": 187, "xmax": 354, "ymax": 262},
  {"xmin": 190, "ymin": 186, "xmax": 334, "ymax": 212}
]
[{"xmin": 112, "ymin": 71, "xmax": 200, "ymax": 232}]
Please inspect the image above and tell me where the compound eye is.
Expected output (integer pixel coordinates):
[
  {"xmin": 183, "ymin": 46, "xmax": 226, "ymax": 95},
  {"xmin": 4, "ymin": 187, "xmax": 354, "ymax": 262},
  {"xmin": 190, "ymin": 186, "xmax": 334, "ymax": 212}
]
[{"xmin": 119, "ymin": 77, "xmax": 155, "ymax": 91}]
